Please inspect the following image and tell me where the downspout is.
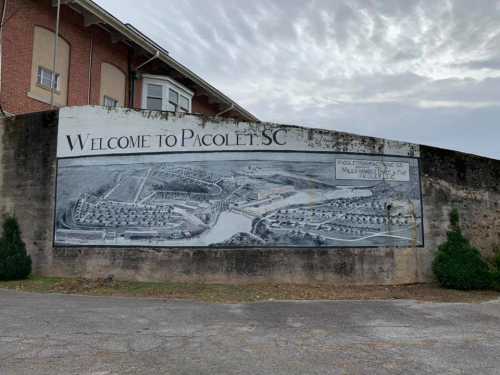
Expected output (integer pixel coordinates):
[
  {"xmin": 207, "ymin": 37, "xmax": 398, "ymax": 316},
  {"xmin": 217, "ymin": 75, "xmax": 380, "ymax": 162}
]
[
  {"xmin": 50, "ymin": 0, "xmax": 61, "ymax": 108},
  {"xmin": 127, "ymin": 47, "xmax": 134, "ymax": 108},
  {"xmin": 129, "ymin": 67, "xmax": 135, "ymax": 108},
  {"xmin": 87, "ymin": 30, "xmax": 93, "ymax": 104},
  {"xmin": 215, "ymin": 103, "xmax": 234, "ymax": 117},
  {"xmin": 0, "ymin": 0, "xmax": 8, "ymax": 115}
]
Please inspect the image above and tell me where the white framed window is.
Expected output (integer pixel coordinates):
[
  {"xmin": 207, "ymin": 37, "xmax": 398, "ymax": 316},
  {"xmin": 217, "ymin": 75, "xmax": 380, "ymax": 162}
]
[
  {"xmin": 146, "ymin": 84, "xmax": 163, "ymax": 111},
  {"xmin": 103, "ymin": 95, "xmax": 118, "ymax": 108},
  {"xmin": 179, "ymin": 95, "xmax": 190, "ymax": 112},
  {"xmin": 142, "ymin": 75, "xmax": 193, "ymax": 112},
  {"xmin": 37, "ymin": 66, "xmax": 60, "ymax": 91}
]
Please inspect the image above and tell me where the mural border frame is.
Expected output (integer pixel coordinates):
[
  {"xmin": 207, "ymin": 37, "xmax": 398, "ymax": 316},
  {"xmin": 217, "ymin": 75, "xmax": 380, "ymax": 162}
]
[{"xmin": 52, "ymin": 150, "xmax": 425, "ymax": 250}]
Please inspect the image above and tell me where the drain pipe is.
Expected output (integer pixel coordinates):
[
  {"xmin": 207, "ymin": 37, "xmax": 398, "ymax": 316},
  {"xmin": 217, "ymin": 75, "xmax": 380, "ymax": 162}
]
[
  {"xmin": 215, "ymin": 103, "xmax": 234, "ymax": 117},
  {"xmin": 127, "ymin": 48, "xmax": 134, "ymax": 108},
  {"xmin": 0, "ymin": 0, "xmax": 8, "ymax": 113},
  {"xmin": 50, "ymin": 0, "xmax": 61, "ymax": 108},
  {"xmin": 87, "ymin": 30, "xmax": 93, "ymax": 104}
]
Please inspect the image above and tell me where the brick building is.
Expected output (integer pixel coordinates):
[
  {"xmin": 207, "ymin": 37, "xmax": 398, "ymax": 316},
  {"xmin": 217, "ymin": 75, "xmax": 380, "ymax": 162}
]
[{"xmin": 0, "ymin": 0, "xmax": 257, "ymax": 121}]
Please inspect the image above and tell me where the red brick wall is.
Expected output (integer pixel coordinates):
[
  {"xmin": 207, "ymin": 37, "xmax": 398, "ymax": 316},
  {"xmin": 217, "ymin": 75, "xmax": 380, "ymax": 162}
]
[
  {"xmin": 0, "ymin": 0, "xmax": 129, "ymax": 114},
  {"xmin": 0, "ymin": 0, "xmax": 246, "ymax": 120},
  {"xmin": 133, "ymin": 77, "xmax": 143, "ymax": 109},
  {"xmin": 192, "ymin": 95, "xmax": 219, "ymax": 116},
  {"xmin": 192, "ymin": 98, "xmax": 250, "ymax": 121},
  {"xmin": 193, "ymin": 95, "xmax": 250, "ymax": 121}
]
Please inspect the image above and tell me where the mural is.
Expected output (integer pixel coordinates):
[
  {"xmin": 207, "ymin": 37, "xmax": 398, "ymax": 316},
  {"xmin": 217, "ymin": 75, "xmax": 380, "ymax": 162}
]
[{"xmin": 54, "ymin": 152, "xmax": 423, "ymax": 247}]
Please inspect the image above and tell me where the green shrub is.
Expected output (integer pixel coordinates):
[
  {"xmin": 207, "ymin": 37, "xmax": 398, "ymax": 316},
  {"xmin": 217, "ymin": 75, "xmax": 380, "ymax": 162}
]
[
  {"xmin": 0, "ymin": 215, "xmax": 32, "ymax": 281},
  {"xmin": 491, "ymin": 252, "xmax": 500, "ymax": 291},
  {"xmin": 492, "ymin": 271, "xmax": 500, "ymax": 291},
  {"xmin": 432, "ymin": 209, "xmax": 491, "ymax": 290},
  {"xmin": 493, "ymin": 251, "xmax": 500, "ymax": 270}
]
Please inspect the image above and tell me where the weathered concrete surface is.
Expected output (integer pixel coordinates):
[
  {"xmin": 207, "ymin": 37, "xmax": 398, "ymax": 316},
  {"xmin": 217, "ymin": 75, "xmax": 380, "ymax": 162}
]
[
  {"xmin": 421, "ymin": 146, "xmax": 500, "ymax": 259},
  {"xmin": 1, "ymin": 110, "xmax": 499, "ymax": 284},
  {"xmin": 0, "ymin": 111, "xmax": 57, "ymax": 275},
  {"xmin": 1, "ymin": 290, "xmax": 500, "ymax": 374},
  {"xmin": 58, "ymin": 106, "xmax": 420, "ymax": 157}
]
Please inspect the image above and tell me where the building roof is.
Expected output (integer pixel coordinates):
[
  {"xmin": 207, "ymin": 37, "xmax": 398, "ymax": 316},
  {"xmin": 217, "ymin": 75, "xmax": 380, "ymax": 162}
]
[{"xmin": 59, "ymin": 0, "xmax": 258, "ymax": 122}]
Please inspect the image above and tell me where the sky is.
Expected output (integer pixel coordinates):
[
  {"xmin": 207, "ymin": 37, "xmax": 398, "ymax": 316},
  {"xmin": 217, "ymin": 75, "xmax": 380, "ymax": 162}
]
[{"xmin": 94, "ymin": 0, "xmax": 500, "ymax": 160}]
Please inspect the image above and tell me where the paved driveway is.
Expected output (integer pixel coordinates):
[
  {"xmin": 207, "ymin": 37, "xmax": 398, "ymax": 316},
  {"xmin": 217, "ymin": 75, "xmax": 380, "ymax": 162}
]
[{"xmin": 1, "ymin": 289, "xmax": 499, "ymax": 375}]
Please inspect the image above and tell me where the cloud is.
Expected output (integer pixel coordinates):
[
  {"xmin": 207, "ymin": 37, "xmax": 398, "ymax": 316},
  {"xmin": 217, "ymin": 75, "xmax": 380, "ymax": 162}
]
[
  {"xmin": 94, "ymin": 0, "xmax": 500, "ymax": 160},
  {"xmin": 455, "ymin": 57, "xmax": 500, "ymax": 70}
]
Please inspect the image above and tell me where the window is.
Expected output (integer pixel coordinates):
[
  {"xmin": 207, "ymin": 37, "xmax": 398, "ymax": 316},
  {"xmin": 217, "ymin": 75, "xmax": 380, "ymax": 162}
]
[
  {"xmin": 142, "ymin": 75, "xmax": 193, "ymax": 112},
  {"xmin": 179, "ymin": 95, "xmax": 189, "ymax": 112},
  {"xmin": 168, "ymin": 89, "xmax": 190, "ymax": 112},
  {"xmin": 37, "ymin": 66, "xmax": 60, "ymax": 91},
  {"xmin": 146, "ymin": 84, "xmax": 163, "ymax": 111},
  {"xmin": 103, "ymin": 95, "xmax": 118, "ymax": 108},
  {"xmin": 168, "ymin": 89, "xmax": 178, "ymax": 111}
]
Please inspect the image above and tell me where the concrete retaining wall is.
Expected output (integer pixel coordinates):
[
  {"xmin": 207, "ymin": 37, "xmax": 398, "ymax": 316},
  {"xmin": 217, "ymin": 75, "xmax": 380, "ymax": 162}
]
[{"xmin": 1, "ymin": 110, "xmax": 499, "ymax": 284}]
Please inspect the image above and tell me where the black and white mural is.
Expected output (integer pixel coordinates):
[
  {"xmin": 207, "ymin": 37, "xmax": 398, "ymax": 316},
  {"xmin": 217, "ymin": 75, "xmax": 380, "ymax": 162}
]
[
  {"xmin": 54, "ymin": 107, "xmax": 423, "ymax": 248},
  {"xmin": 55, "ymin": 152, "xmax": 423, "ymax": 247}
]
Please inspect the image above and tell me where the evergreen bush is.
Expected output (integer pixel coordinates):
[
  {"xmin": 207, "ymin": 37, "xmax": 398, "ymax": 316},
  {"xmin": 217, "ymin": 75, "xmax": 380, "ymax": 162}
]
[
  {"xmin": 432, "ymin": 209, "xmax": 491, "ymax": 290},
  {"xmin": 491, "ymin": 252, "xmax": 500, "ymax": 291},
  {"xmin": 0, "ymin": 215, "xmax": 32, "ymax": 280},
  {"xmin": 492, "ymin": 271, "xmax": 500, "ymax": 291},
  {"xmin": 493, "ymin": 251, "xmax": 500, "ymax": 270}
]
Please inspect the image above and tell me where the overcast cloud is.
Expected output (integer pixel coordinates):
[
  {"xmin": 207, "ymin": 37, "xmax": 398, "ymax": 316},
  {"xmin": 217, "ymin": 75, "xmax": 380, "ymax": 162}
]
[{"xmin": 95, "ymin": 0, "xmax": 500, "ymax": 159}]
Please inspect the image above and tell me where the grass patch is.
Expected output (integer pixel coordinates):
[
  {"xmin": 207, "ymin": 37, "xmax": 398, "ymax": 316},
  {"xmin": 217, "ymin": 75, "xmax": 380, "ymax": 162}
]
[{"xmin": 1, "ymin": 276, "xmax": 499, "ymax": 303}]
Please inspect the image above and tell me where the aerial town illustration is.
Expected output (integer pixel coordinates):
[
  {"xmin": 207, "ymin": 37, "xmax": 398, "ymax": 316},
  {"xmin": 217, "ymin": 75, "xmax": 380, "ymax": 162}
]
[{"xmin": 55, "ymin": 153, "xmax": 423, "ymax": 247}]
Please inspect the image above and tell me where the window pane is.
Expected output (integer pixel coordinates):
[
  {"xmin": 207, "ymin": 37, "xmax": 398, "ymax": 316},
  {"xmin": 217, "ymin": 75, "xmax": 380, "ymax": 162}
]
[
  {"xmin": 167, "ymin": 102, "xmax": 177, "ymax": 112},
  {"xmin": 147, "ymin": 84, "xmax": 162, "ymax": 98},
  {"xmin": 42, "ymin": 77, "xmax": 52, "ymax": 87},
  {"xmin": 179, "ymin": 95, "xmax": 189, "ymax": 111},
  {"xmin": 147, "ymin": 97, "xmax": 163, "ymax": 111},
  {"xmin": 38, "ymin": 67, "xmax": 47, "ymax": 86},
  {"xmin": 169, "ymin": 89, "xmax": 178, "ymax": 104},
  {"xmin": 37, "ymin": 66, "xmax": 59, "ymax": 90},
  {"xmin": 54, "ymin": 74, "xmax": 60, "ymax": 90},
  {"xmin": 37, "ymin": 68, "xmax": 43, "ymax": 82}
]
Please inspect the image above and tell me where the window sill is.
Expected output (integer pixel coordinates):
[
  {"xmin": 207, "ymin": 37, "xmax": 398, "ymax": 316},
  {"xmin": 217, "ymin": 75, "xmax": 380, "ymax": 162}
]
[
  {"xmin": 35, "ymin": 82, "xmax": 61, "ymax": 95},
  {"xmin": 27, "ymin": 91, "xmax": 63, "ymax": 107}
]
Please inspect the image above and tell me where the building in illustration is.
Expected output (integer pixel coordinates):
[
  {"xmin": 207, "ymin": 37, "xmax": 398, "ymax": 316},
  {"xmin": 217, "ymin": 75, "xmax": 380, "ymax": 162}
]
[{"xmin": 0, "ymin": 0, "xmax": 257, "ymax": 121}]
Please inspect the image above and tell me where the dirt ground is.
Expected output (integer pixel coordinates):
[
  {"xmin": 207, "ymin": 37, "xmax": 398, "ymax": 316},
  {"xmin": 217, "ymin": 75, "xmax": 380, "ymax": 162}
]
[{"xmin": 1, "ymin": 276, "xmax": 499, "ymax": 303}]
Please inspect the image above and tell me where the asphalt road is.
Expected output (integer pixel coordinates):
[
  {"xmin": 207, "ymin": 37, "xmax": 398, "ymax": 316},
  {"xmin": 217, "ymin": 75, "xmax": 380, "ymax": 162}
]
[{"xmin": 1, "ymin": 290, "xmax": 499, "ymax": 375}]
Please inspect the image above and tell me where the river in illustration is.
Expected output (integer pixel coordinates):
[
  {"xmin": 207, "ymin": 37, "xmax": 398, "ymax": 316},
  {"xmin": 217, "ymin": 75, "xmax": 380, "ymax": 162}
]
[
  {"xmin": 193, "ymin": 211, "xmax": 254, "ymax": 246},
  {"xmin": 82, "ymin": 210, "xmax": 255, "ymax": 247}
]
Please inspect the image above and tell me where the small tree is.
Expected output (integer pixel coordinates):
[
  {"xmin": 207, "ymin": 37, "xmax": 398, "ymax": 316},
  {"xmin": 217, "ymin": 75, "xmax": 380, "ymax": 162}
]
[
  {"xmin": 491, "ymin": 250, "xmax": 500, "ymax": 291},
  {"xmin": 0, "ymin": 216, "xmax": 32, "ymax": 280},
  {"xmin": 432, "ymin": 208, "xmax": 491, "ymax": 290}
]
